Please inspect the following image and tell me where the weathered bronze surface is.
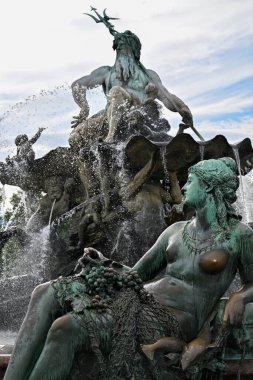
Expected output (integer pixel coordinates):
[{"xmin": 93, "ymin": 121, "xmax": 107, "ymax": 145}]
[
  {"xmin": 1, "ymin": 7, "xmax": 253, "ymax": 380},
  {"xmin": 4, "ymin": 157, "xmax": 253, "ymax": 380}
]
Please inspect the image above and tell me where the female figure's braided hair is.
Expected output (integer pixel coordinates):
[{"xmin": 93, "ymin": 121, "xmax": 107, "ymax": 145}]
[{"xmin": 189, "ymin": 157, "xmax": 240, "ymax": 228}]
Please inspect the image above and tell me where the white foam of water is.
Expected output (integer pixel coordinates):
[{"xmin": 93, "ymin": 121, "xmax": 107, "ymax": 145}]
[
  {"xmin": 48, "ymin": 199, "xmax": 56, "ymax": 227},
  {"xmin": 232, "ymin": 146, "xmax": 249, "ymax": 223},
  {"xmin": 25, "ymin": 205, "xmax": 40, "ymax": 231},
  {"xmin": 4, "ymin": 190, "xmax": 26, "ymax": 231},
  {"xmin": 235, "ymin": 175, "xmax": 253, "ymax": 224},
  {"xmin": 0, "ymin": 330, "xmax": 17, "ymax": 346},
  {"xmin": 199, "ymin": 144, "xmax": 205, "ymax": 161},
  {"xmin": 0, "ymin": 86, "xmax": 106, "ymax": 162},
  {"xmin": 115, "ymin": 142, "xmax": 128, "ymax": 190},
  {"xmin": 1, "ymin": 225, "xmax": 51, "ymax": 280}
]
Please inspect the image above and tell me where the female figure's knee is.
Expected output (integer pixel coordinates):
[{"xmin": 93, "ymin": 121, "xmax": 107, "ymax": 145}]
[
  {"xmin": 30, "ymin": 282, "xmax": 51, "ymax": 304},
  {"xmin": 47, "ymin": 315, "xmax": 78, "ymax": 343}
]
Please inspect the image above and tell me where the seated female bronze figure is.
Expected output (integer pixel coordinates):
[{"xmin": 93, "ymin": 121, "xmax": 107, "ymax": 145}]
[{"xmin": 4, "ymin": 157, "xmax": 253, "ymax": 380}]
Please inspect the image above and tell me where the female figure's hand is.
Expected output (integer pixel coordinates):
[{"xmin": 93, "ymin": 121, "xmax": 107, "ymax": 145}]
[
  {"xmin": 74, "ymin": 247, "xmax": 105, "ymax": 272},
  {"xmin": 223, "ymin": 292, "xmax": 245, "ymax": 328}
]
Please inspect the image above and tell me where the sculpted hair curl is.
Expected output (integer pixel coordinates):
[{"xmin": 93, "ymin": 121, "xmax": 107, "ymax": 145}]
[{"xmin": 113, "ymin": 30, "xmax": 142, "ymax": 61}]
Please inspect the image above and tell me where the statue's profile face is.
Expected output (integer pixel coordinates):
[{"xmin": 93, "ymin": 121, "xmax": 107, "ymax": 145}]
[{"xmin": 183, "ymin": 173, "xmax": 207, "ymax": 207}]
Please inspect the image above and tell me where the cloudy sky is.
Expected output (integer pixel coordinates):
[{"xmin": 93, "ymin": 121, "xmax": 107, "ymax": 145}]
[{"xmin": 0, "ymin": 0, "xmax": 253, "ymax": 162}]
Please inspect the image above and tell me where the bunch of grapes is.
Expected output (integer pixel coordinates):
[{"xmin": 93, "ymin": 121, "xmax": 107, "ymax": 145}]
[{"xmin": 81, "ymin": 265, "xmax": 146, "ymax": 312}]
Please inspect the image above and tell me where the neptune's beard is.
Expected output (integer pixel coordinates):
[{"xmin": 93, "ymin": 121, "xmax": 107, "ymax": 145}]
[{"xmin": 115, "ymin": 54, "xmax": 136, "ymax": 82}]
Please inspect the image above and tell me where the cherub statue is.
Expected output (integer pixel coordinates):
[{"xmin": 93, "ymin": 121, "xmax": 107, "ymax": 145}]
[
  {"xmin": 6, "ymin": 127, "xmax": 46, "ymax": 168},
  {"xmin": 27, "ymin": 176, "xmax": 76, "ymax": 231}
]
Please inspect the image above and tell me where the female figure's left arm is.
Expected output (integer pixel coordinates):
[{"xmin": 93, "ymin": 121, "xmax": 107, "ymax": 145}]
[{"xmin": 133, "ymin": 226, "xmax": 171, "ymax": 281}]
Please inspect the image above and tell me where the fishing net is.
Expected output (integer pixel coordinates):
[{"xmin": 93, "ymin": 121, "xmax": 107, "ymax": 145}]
[
  {"xmin": 108, "ymin": 288, "xmax": 185, "ymax": 380},
  {"xmin": 52, "ymin": 260, "xmax": 186, "ymax": 379}
]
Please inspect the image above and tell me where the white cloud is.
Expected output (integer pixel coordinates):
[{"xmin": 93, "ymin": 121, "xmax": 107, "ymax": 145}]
[
  {"xmin": 1, "ymin": 0, "xmax": 253, "ymax": 97},
  {"xmin": 192, "ymin": 95, "xmax": 253, "ymax": 117},
  {"xmin": 163, "ymin": 110, "xmax": 253, "ymax": 142},
  {"xmin": 194, "ymin": 116, "xmax": 253, "ymax": 142}
]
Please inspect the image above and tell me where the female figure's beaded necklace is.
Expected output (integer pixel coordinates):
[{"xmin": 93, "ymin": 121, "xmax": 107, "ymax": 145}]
[{"xmin": 182, "ymin": 221, "xmax": 228, "ymax": 255}]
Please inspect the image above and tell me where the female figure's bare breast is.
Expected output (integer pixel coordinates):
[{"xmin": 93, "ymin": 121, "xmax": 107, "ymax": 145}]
[{"xmin": 144, "ymin": 222, "xmax": 238, "ymax": 338}]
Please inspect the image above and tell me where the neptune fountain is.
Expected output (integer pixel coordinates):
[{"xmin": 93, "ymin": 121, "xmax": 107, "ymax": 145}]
[{"xmin": 1, "ymin": 8, "xmax": 253, "ymax": 380}]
